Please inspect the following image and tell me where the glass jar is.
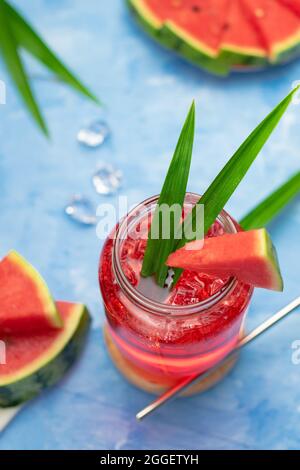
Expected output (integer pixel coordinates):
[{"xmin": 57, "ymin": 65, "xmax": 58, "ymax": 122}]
[{"xmin": 99, "ymin": 194, "xmax": 254, "ymax": 394}]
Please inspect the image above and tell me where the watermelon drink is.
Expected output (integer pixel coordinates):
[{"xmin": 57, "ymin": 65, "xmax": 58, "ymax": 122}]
[{"xmin": 99, "ymin": 194, "xmax": 253, "ymax": 394}]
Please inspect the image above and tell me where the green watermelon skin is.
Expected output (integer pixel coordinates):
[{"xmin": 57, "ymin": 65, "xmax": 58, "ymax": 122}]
[
  {"xmin": 159, "ymin": 24, "xmax": 230, "ymax": 75},
  {"xmin": 0, "ymin": 302, "xmax": 90, "ymax": 407}
]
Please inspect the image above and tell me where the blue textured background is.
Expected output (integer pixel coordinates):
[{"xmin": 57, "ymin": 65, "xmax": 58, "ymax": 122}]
[{"xmin": 0, "ymin": 0, "xmax": 300, "ymax": 450}]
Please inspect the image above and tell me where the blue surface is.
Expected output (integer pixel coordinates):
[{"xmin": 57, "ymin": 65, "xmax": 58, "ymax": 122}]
[{"xmin": 0, "ymin": 0, "xmax": 300, "ymax": 450}]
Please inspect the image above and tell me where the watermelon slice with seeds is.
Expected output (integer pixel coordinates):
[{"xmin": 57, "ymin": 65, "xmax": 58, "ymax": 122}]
[
  {"xmin": 220, "ymin": 0, "xmax": 267, "ymax": 68},
  {"xmin": 242, "ymin": 0, "xmax": 300, "ymax": 62},
  {"xmin": 129, "ymin": 0, "xmax": 232, "ymax": 74},
  {"xmin": 128, "ymin": 0, "xmax": 300, "ymax": 75},
  {"xmin": 167, "ymin": 228, "xmax": 284, "ymax": 291},
  {"xmin": 0, "ymin": 251, "xmax": 62, "ymax": 335},
  {"xmin": 160, "ymin": 0, "xmax": 230, "ymax": 57}
]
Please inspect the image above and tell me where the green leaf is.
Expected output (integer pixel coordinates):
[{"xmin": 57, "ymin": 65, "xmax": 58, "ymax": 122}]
[
  {"xmin": 172, "ymin": 86, "xmax": 299, "ymax": 283},
  {"xmin": 0, "ymin": 2, "xmax": 48, "ymax": 135},
  {"xmin": 3, "ymin": 0, "xmax": 100, "ymax": 105},
  {"xmin": 141, "ymin": 101, "xmax": 195, "ymax": 286},
  {"xmin": 240, "ymin": 171, "xmax": 300, "ymax": 230}
]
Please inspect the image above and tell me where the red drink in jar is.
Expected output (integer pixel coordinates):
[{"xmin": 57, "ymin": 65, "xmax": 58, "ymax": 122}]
[{"xmin": 99, "ymin": 194, "xmax": 253, "ymax": 394}]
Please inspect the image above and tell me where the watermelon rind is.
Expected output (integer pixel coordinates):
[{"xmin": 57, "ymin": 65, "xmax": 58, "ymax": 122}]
[
  {"xmin": 1, "ymin": 251, "xmax": 63, "ymax": 331},
  {"xmin": 273, "ymin": 32, "xmax": 300, "ymax": 65},
  {"xmin": 160, "ymin": 21, "xmax": 230, "ymax": 75},
  {"xmin": 261, "ymin": 229, "xmax": 284, "ymax": 292},
  {"xmin": 0, "ymin": 303, "xmax": 90, "ymax": 407},
  {"xmin": 219, "ymin": 43, "xmax": 268, "ymax": 69},
  {"xmin": 128, "ymin": 0, "xmax": 161, "ymax": 37}
]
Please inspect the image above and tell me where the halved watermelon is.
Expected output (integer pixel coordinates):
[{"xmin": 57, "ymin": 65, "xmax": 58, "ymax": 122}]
[
  {"xmin": 0, "ymin": 251, "xmax": 62, "ymax": 335},
  {"xmin": 0, "ymin": 301, "xmax": 90, "ymax": 407},
  {"xmin": 128, "ymin": 0, "xmax": 300, "ymax": 75},
  {"xmin": 167, "ymin": 228, "xmax": 283, "ymax": 291}
]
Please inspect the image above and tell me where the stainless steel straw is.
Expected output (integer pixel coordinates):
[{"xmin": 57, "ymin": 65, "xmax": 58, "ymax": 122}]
[{"xmin": 136, "ymin": 296, "xmax": 300, "ymax": 420}]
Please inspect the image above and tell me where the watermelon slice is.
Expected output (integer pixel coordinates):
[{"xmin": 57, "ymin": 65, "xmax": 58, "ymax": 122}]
[
  {"xmin": 242, "ymin": 0, "xmax": 300, "ymax": 62},
  {"xmin": 167, "ymin": 228, "xmax": 283, "ymax": 291},
  {"xmin": 128, "ymin": 0, "xmax": 300, "ymax": 75},
  {"xmin": 0, "ymin": 251, "xmax": 62, "ymax": 335},
  {"xmin": 129, "ymin": 0, "xmax": 231, "ymax": 75},
  {"xmin": 130, "ymin": 0, "xmax": 230, "ymax": 54},
  {"xmin": 0, "ymin": 301, "xmax": 90, "ymax": 407},
  {"xmin": 219, "ymin": 0, "xmax": 267, "ymax": 68}
]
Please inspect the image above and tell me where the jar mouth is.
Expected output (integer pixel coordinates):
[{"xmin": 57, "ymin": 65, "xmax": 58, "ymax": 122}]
[{"xmin": 113, "ymin": 193, "xmax": 239, "ymax": 317}]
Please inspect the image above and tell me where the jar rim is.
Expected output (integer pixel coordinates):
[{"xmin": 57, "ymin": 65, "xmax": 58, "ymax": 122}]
[{"xmin": 112, "ymin": 193, "xmax": 239, "ymax": 317}]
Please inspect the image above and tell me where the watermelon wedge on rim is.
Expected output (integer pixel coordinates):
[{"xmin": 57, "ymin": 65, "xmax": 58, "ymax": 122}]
[
  {"xmin": 128, "ymin": 0, "xmax": 300, "ymax": 74},
  {"xmin": 167, "ymin": 228, "xmax": 284, "ymax": 291},
  {"xmin": 0, "ymin": 251, "xmax": 62, "ymax": 335}
]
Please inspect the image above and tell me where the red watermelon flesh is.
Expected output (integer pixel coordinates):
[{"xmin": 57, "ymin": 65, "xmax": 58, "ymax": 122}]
[
  {"xmin": 221, "ymin": 0, "xmax": 266, "ymax": 57},
  {"xmin": 242, "ymin": 0, "xmax": 300, "ymax": 59},
  {"xmin": 278, "ymin": 0, "xmax": 300, "ymax": 17},
  {"xmin": 0, "ymin": 251, "xmax": 62, "ymax": 336},
  {"xmin": 143, "ymin": 0, "xmax": 231, "ymax": 56},
  {"xmin": 0, "ymin": 301, "xmax": 86, "ymax": 383},
  {"xmin": 138, "ymin": 0, "xmax": 175, "ymax": 22},
  {"xmin": 167, "ymin": 229, "xmax": 283, "ymax": 291}
]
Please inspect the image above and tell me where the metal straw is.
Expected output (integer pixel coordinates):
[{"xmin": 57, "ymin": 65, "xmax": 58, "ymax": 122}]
[{"xmin": 136, "ymin": 296, "xmax": 300, "ymax": 420}]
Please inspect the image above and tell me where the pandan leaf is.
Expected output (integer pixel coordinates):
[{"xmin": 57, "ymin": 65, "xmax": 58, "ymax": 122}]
[
  {"xmin": 3, "ymin": 0, "xmax": 100, "ymax": 105},
  {"xmin": 141, "ymin": 102, "xmax": 195, "ymax": 286},
  {"xmin": 240, "ymin": 171, "xmax": 300, "ymax": 230},
  {"xmin": 172, "ymin": 86, "xmax": 299, "ymax": 284},
  {"xmin": 0, "ymin": 2, "xmax": 48, "ymax": 135}
]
